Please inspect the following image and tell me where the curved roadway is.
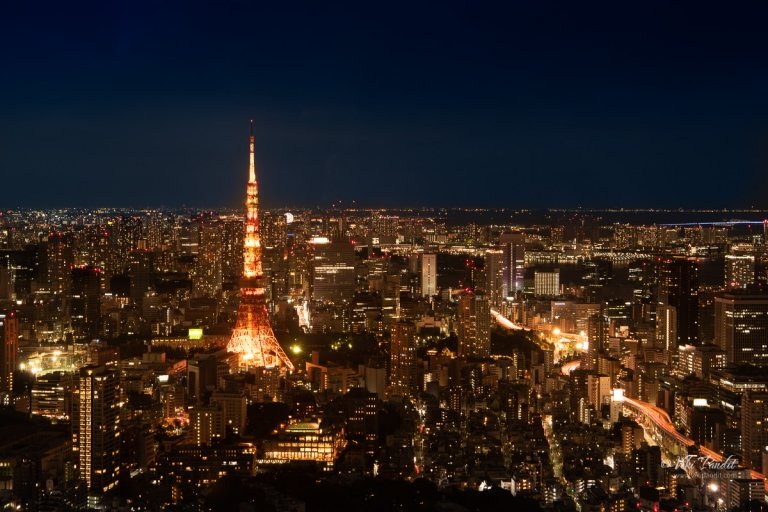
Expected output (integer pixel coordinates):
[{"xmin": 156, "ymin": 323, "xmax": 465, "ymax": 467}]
[{"xmin": 557, "ymin": 359, "xmax": 767, "ymax": 490}]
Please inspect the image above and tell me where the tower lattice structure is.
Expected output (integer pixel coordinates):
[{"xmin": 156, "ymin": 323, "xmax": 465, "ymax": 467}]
[{"xmin": 227, "ymin": 123, "xmax": 295, "ymax": 372}]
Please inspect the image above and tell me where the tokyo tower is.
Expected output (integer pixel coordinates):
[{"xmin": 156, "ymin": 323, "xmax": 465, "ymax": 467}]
[{"xmin": 227, "ymin": 122, "xmax": 295, "ymax": 372}]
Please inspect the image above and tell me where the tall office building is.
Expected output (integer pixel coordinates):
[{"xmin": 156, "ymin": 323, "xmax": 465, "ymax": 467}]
[
  {"xmin": 457, "ymin": 293, "xmax": 491, "ymax": 358},
  {"xmin": 128, "ymin": 249, "xmax": 154, "ymax": 306},
  {"xmin": 220, "ymin": 217, "xmax": 244, "ymax": 282},
  {"xmin": 657, "ymin": 257, "xmax": 699, "ymax": 346},
  {"xmin": 741, "ymin": 391, "xmax": 768, "ymax": 473},
  {"xmin": 484, "ymin": 249, "xmax": 505, "ymax": 306},
  {"xmin": 714, "ymin": 293, "xmax": 768, "ymax": 366},
  {"xmin": 210, "ymin": 391, "xmax": 247, "ymax": 436},
  {"xmin": 390, "ymin": 321, "xmax": 417, "ymax": 396},
  {"xmin": 421, "ymin": 253, "xmax": 437, "ymax": 297},
  {"xmin": 534, "ymin": 269, "xmax": 560, "ymax": 297},
  {"xmin": 46, "ymin": 232, "xmax": 74, "ymax": 295},
  {"xmin": 311, "ymin": 239, "xmax": 356, "ymax": 303},
  {"xmin": 79, "ymin": 365, "xmax": 120, "ymax": 497},
  {"xmin": 195, "ymin": 221, "xmax": 224, "ymax": 297},
  {"xmin": 585, "ymin": 310, "xmax": 606, "ymax": 371},
  {"xmin": 381, "ymin": 274, "xmax": 401, "ymax": 324},
  {"xmin": 725, "ymin": 255, "xmax": 755, "ymax": 290},
  {"xmin": 656, "ymin": 304, "xmax": 677, "ymax": 351},
  {"xmin": 71, "ymin": 265, "xmax": 102, "ymax": 339},
  {"xmin": 0, "ymin": 311, "xmax": 18, "ymax": 395},
  {"xmin": 499, "ymin": 231, "xmax": 525, "ymax": 296}
]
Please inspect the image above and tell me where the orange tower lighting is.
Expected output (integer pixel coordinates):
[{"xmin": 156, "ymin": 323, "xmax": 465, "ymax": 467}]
[{"xmin": 227, "ymin": 122, "xmax": 295, "ymax": 371}]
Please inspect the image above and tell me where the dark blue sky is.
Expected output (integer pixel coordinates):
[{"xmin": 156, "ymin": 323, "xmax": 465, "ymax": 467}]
[{"xmin": 3, "ymin": 1, "xmax": 768, "ymax": 208}]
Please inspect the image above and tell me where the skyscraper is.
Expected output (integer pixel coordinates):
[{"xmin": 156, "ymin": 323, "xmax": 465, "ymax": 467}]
[
  {"xmin": 0, "ymin": 311, "xmax": 18, "ymax": 395},
  {"xmin": 311, "ymin": 239, "xmax": 356, "ymax": 303},
  {"xmin": 46, "ymin": 232, "xmax": 74, "ymax": 296},
  {"xmin": 128, "ymin": 249, "xmax": 154, "ymax": 306},
  {"xmin": 741, "ymin": 391, "xmax": 768, "ymax": 473},
  {"xmin": 195, "ymin": 221, "xmax": 224, "ymax": 297},
  {"xmin": 724, "ymin": 254, "xmax": 755, "ymax": 290},
  {"xmin": 657, "ymin": 257, "xmax": 699, "ymax": 347},
  {"xmin": 421, "ymin": 253, "xmax": 437, "ymax": 297},
  {"xmin": 227, "ymin": 123, "xmax": 294, "ymax": 372},
  {"xmin": 457, "ymin": 292, "xmax": 491, "ymax": 358},
  {"xmin": 484, "ymin": 249, "xmax": 505, "ymax": 306},
  {"xmin": 71, "ymin": 265, "xmax": 102, "ymax": 339},
  {"xmin": 534, "ymin": 269, "xmax": 560, "ymax": 297},
  {"xmin": 714, "ymin": 292, "xmax": 768, "ymax": 366},
  {"xmin": 499, "ymin": 231, "xmax": 524, "ymax": 296},
  {"xmin": 220, "ymin": 217, "xmax": 245, "ymax": 283},
  {"xmin": 390, "ymin": 320, "xmax": 417, "ymax": 396},
  {"xmin": 79, "ymin": 365, "xmax": 120, "ymax": 497}
]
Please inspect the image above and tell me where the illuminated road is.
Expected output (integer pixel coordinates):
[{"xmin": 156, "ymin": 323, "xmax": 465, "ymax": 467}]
[
  {"xmin": 490, "ymin": 308, "xmax": 526, "ymax": 330},
  {"xmin": 560, "ymin": 360, "xmax": 581, "ymax": 375},
  {"xmin": 559, "ymin": 358, "xmax": 767, "ymax": 491},
  {"xmin": 623, "ymin": 396, "xmax": 768, "ymax": 490}
]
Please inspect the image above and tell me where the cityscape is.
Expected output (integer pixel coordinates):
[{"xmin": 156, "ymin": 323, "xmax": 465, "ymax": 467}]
[{"xmin": 4, "ymin": 2, "xmax": 768, "ymax": 512}]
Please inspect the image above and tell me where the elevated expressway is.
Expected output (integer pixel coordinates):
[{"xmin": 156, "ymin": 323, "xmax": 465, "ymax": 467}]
[
  {"xmin": 490, "ymin": 308, "xmax": 526, "ymax": 331},
  {"xmin": 559, "ymin": 359, "xmax": 768, "ymax": 490}
]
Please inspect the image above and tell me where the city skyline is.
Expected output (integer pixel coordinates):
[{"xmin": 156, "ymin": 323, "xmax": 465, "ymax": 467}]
[
  {"xmin": 4, "ymin": 2, "xmax": 768, "ymax": 208},
  {"xmin": 5, "ymin": 3, "xmax": 768, "ymax": 511}
]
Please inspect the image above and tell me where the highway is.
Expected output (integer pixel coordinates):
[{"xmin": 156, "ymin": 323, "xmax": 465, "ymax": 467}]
[
  {"xmin": 490, "ymin": 308, "xmax": 526, "ymax": 330},
  {"xmin": 557, "ymin": 358, "xmax": 768, "ymax": 490},
  {"xmin": 560, "ymin": 360, "xmax": 582, "ymax": 375}
]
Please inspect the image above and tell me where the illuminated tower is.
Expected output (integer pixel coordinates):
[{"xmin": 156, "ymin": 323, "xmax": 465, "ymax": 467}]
[{"xmin": 227, "ymin": 123, "xmax": 294, "ymax": 372}]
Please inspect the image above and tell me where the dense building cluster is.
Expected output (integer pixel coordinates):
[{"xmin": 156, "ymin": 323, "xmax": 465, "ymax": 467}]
[{"xmin": 1, "ymin": 206, "xmax": 768, "ymax": 511}]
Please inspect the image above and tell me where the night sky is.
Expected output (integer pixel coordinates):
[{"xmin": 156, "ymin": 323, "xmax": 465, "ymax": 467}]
[{"xmin": 3, "ymin": 1, "xmax": 768, "ymax": 208}]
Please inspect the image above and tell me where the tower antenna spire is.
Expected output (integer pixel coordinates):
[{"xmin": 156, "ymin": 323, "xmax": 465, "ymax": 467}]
[{"xmin": 248, "ymin": 121, "xmax": 256, "ymax": 183}]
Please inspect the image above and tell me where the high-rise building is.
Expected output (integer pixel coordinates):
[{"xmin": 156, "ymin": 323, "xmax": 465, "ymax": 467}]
[
  {"xmin": 190, "ymin": 405, "xmax": 224, "ymax": 446},
  {"xmin": 390, "ymin": 321, "xmax": 417, "ymax": 396},
  {"xmin": 78, "ymin": 365, "xmax": 120, "ymax": 497},
  {"xmin": 457, "ymin": 293, "xmax": 491, "ymax": 358},
  {"xmin": 655, "ymin": 304, "xmax": 677, "ymax": 351},
  {"xmin": 585, "ymin": 310, "xmax": 606, "ymax": 370},
  {"xmin": 311, "ymin": 239, "xmax": 356, "ymax": 303},
  {"xmin": 657, "ymin": 257, "xmax": 699, "ymax": 346},
  {"xmin": 227, "ymin": 123, "xmax": 294, "ymax": 371},
  {"xmin": 220, "ymin": 217, "xmax": 244, "ymax": 282},
  {"xmin": 534, "ymin": 269, "xmax": 560, "ymax": 297},
  {"xmin": 741, "ymin": 391, "xmax": 768, "ymax": 473},
  {"xmin": 0, "ymin": 311, "xmax": 18, "ymax": 395},
  {"xmin": 499, "ymin": 231, "xmax": 524, "ymax": 296},
  {"xmin": 210, "ymin": 391, "xmax": 247, "ymax": 436},
  {"xmin": 714, "ymin": 293, "xmax": 768, "ymax": 366},
  {"xmin": 727, "ymin": 479, "xmax": 765, "ymax": 510},
  {"xmin": 31, "ymin": 371, "xmax": 74, "ymax": 420},
  {"xmin": 725, "ymin": 255, "xmax": 755, "ymax": 290},
  {"xmin": 587, "ymin": 373, "xmax": 611, "ymax": 410},
  {"xmin": 484, "ymin": 249, "xmax": 505, "ymax": 306},
  {"xmin": 195, "ymin": 221, "xmax": 224, "ymax": 297},
  {"xmin": 46, "ymin": 232, "xmax": 74, "ymax": 296},
  {"xmin": 128, "ymin": 249, "xmax": 154, "ymax": 306},
  {"xmin": 71, "ymin": 265, "xmax": 102, "ymax": 339},
  {"xmin": 421, "ymin": 253, "xmax": 437, "ymax": 297},
  {"xmin": 381, "ymin": 273, "xmax": 401, "ymax": 324}
]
